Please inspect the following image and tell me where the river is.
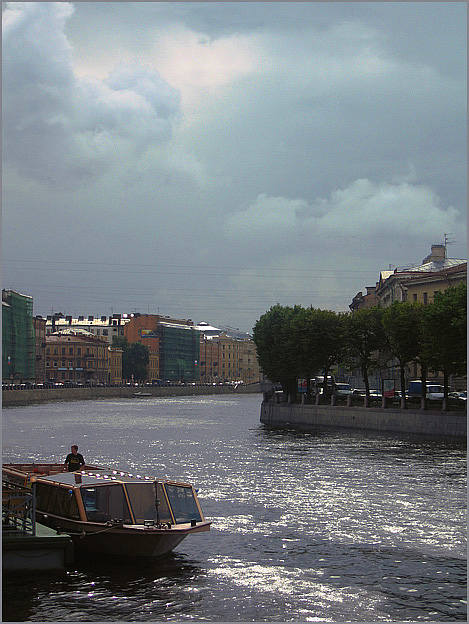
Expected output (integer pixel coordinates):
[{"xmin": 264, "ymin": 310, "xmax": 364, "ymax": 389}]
[{"xmin": 2, "ymin": 394, "xmax": 466, "ymax": 621}]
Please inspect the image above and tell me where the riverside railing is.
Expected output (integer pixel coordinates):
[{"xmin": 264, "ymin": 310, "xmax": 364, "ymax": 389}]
[{"xmin": 2, "ymin": 478, "xmax": 36, "ymax": 536}]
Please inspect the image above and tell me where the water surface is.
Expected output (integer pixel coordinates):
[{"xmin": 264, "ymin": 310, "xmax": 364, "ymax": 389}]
[{"xmin": 2, "ymin": 394, "xmax": 466, "ymax": 621}]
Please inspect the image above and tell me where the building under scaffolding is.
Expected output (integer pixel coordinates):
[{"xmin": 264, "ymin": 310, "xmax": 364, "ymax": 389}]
[
  {"xmin": 158, "ymin": 322, "xmax": 200, "ymax": 382},
  {"xmin": 2, "ymin": 290, "xmax": 35, "ymax": 382}
]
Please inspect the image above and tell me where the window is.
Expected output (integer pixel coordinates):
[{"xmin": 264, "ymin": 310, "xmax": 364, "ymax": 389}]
[
  {"xmin": 69, "ymin": 361, "xmax": 73, "ymax": 368},
  {"xmin": 69, "ymin": 347, "xmax": 73, "ymax": 354},
  {"xmin": 53, "ymin": 348, "xmax": 58, "ymax": 355},
  {"xmin": 103, "ymin": 329, "xmax": 108, "ymax": 336},
  {"xmin": 36, "ymin": 483, "xmax": 80, "ymax": 520},
  {"xmin": 81, "ymin": 485, "xmax": 132, "ymax": 523},
  {"xmin": 423, "ymin": 292, "xmax": 428, "ymax": 305},
  {"xmin": 53, "ymin": 361, "xmax": 58, "ymax": 367},
  {"xmin": 125, "ymin": 482, "xmax": 171, "ymax": 524},
  {"xmin": 77, "ymin": 348, "xmax": 81, "ymax": 355},
  {"xmin": 164, "ymin": 484, "xmax": 202, "ymax": 524},
  {"xmin": 46, "ymin": 348, "xmax": 50, "ymax": 355},
  {"xmin": 413, "ymin": 294, "xmax": 418, "ymax": 301},
  {"xmin": 62, "ymin": 348, "xmax": 66, "ymax": 355},
  {"xmin": 62, "ymin": 360, "xmax": 66, "ymax": 367}
]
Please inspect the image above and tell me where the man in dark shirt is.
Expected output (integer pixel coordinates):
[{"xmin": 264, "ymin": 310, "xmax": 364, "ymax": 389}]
[{"xmin": 64, "ymin": 445, "xmax": 85, "ymax": 472}]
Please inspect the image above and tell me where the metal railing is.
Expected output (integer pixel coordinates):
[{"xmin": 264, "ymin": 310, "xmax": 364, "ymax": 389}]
[{"xmin": 2, "ymin": 479, "xmax": 36, "ymax": 535}]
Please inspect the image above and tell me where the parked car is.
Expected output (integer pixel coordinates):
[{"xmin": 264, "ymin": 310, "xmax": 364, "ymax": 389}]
[{"xmin": 334, "ymin": 383, "xmax": 353, "ymax": 396}]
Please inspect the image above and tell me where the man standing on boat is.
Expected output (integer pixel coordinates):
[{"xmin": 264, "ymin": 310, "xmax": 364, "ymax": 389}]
[{"xmin": 64, "ymin": 445, "xmax": 85, "ymax": 472}]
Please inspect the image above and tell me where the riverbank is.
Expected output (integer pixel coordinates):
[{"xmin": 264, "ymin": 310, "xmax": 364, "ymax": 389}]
[
  {"xmin": 2, "ymin": 383, "xmax": 261, "ymax": 407},
  {"xmin": 260, "ymin": 398, "xmax": 467, "ymax": 438}
]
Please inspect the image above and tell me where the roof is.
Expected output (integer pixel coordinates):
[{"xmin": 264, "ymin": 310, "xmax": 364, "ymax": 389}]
[{"xmin": 395, "ymin": 258, "xmax": 466, "ymax": 273}]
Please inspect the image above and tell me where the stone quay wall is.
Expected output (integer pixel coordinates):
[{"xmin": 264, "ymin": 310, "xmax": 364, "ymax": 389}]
[
  {"xmin": 2, "ymin": 383, "xmax": 261, "ymax": 407},
  {"xmin": 260, "ymin": 398, "xmax": 467, "ymax": 439}
]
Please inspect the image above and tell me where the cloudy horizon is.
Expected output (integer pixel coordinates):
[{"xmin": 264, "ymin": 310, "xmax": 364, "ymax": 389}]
[{"xmin": 2, "ymin": 2, "xmax": 466, "ymax": 332}]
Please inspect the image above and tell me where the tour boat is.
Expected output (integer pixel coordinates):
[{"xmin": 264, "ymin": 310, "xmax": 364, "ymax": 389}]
[{"xmin": 2, "ymin": 463, "xmax": 211, "ymax": 558}]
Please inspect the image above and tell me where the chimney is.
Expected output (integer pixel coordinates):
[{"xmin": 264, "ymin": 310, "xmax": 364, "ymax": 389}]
[{"xmin": 423, "ymin": 244, "xmax": 446, "ymax": 264}]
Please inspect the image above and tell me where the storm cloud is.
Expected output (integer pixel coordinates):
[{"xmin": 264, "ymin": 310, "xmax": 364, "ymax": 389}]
[{"xmin": 2, "ymin": 2, "xmax": 466, "ymax": 331}]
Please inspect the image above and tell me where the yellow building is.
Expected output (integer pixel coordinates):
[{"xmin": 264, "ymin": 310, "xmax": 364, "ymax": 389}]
[
  {"xmin": 196, "ymin": 323, "xmax": 261, "ymax": 384},
  {"xmin": 46, "ymin": 329, "xmax": 120, "ymax": 385},
  {"xmin": 375, "ymin": 245, "xmax": 466, "ymax": 308}
]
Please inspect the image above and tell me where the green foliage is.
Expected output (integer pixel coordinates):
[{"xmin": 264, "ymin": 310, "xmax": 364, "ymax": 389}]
[
  {"xmin": 253, "ymin": 282, "xmax": 467, "ymax": 401},
  {"xmin": 344, "ymin": 306, "xmax": 387, "ymax": 396},
  {"xmin": 382, "ymin": 301, "xmax": 424, "ymax": 399},
  {"xmin": 253, "ymin": 304, "xmax": 303, "ymax": 396},
  {"xmin": 425, "ymin": 282, "xmax": 467, "ymax": 390},
  {"xmin": 253, "ymin": 304, "xmax": 347, "ymax": 397},
  {"xmin": 112, "ymin": 336, "xmax": 149, "ymax": 381}
]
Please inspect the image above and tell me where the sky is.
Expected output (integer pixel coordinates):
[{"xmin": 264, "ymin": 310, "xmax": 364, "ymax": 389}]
[{"xmin": 2, "ymin": 2, "xmax": 467, "ymax": 333}]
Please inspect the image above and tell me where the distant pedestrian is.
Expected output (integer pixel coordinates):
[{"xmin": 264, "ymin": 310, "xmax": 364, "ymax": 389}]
[{"xmin": 64, "ymin": 445, "xmax": 85, "ymax": 472}]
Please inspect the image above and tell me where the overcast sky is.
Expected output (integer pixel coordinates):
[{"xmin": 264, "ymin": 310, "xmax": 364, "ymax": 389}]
[{"xmin": 3, "ymin": 2, "xmax": 467, "ymax": 332}]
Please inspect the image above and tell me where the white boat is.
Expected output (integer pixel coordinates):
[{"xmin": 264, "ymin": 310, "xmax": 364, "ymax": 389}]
[{"xmin": 2, "ymin": 463, "xmax": 211, "ymax": 558}]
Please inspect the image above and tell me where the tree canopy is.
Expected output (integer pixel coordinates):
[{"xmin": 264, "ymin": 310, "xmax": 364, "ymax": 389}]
[
  {"xmin": 253, "ymin": 282, "xmax": 467, "ymax": 401},
  {"xmin": 112, "ymin": 336, "xmax": 150, "ymax": 382}
]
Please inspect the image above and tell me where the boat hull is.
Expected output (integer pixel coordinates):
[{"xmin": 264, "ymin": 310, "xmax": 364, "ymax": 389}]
[{"xmin": 37, "ymin": 512, "xmax": 211, "ymax": 558}]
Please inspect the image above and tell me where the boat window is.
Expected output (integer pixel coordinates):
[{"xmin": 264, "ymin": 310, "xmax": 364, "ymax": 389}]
[
  {"xmin": 81, "ymin": 485, "xmax": 132, "ymax": 523},
  {"xmin": 125, "ymin": 482, "xmax": 172, "ymax": 524},
  {"xmin": 164, "ymin": 484, "xmax": 202, "ymax": 524},
  {"xmin": 36, "ymin": 483, "xmax": 80, "ymax": 520}
]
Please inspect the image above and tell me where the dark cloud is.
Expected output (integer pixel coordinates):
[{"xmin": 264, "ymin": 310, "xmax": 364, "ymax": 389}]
[{"xmin": 2, "ymin": 2, "xmax": 466, "ymax": 332}]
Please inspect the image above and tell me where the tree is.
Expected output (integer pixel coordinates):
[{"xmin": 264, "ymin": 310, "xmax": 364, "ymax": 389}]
[
  {"xmin": 311, "ymin": 309, "xmax": 347, "ymax": 399},
  {"xmin": 253, "ymin": 304, "xmax": 303, "ymax": 397},
  {"xmin": 425, "ymin": 282, "xmax": 467, "ymax": 397},
  {"xmin": 291, "ymin": 307, "xmax": 346, "ymax": 400},
  {"xmin": 290, "ymin": 306, "xmax": 323, "ymax": 398},
  {"xmin": 381, "ymin": 301, "xmax": 423, "ymax": 407},
  {"xmin": 344, "ymin": 306, "xmax": 387, "ymax": 398},
  {"xmin": 112, "ymin": 336, "xmax": 149, "ymax": 382}
]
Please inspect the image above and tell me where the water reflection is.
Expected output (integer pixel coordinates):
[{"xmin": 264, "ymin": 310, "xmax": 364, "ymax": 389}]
[{"xmin": 2, "ymin": 395, "xmax": 466, "ymax": 622}]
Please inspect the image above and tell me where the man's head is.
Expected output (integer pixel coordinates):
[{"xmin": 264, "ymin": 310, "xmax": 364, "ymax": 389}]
[{"xmin": 71, "ymin": 445, "xmax": 78, "ymax": 454}]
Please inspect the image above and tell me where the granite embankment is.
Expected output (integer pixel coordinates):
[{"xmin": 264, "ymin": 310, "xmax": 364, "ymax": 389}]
[
  {"xmin": 2, "ymin": 383, "xmax": 261, "ymax": 406},
  {"xmin": 260, "ymin": 396, "xmax": 467, "ymax": 438}
]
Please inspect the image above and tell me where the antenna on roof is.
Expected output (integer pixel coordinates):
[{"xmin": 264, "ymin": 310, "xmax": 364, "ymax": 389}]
[{"xmin": 444, "ymin": 233, "xmax": 456, "ymax": 256}]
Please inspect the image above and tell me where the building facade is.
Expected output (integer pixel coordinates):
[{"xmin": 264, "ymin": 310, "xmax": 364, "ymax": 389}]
[
  {"xmin": 33, "ymin": 316, "xmax": 47, "ymax": 383},
  {"xmin": 45, "ymin": 330, "xmax": 121, "ymax": 385},
  {"xmin": 45, "ymin": 314, "xmax": 128, "ymax": 344},
  {"xmin": 196, "ymin": 323, "xmax": 262, "ymax": 384},
  {"xmin": 2, "ymin": 290, "xmax": 36, "ymax": 382},
  {"xmin": 375, "ymin": 245, "xmax": 467, "ymax": 308}
]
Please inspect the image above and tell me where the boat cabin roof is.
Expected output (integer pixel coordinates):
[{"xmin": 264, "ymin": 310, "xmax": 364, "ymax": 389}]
[
  {"xmin": 3, "ymin": 463, "xmax": 191, "ymax": 489},
  {"xmin": 36, "ymin": 470, "xmax": 160, "ymax": 487}
]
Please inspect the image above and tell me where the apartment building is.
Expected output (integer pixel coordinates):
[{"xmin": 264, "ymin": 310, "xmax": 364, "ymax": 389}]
[
  {"xmin": 375, "ymin": 245, "xmax": 466, "ymax": 308},
  {"xmin": 45, "ymin": 330, "xmax": 122, "ymax": 385},
  {"xmin": 124, "ymin": 314, "xmax": 199, "ymax": 382},
  {"xmin": 196, "ymin": 322, "xmax": 261, "ymax": 384},
  {"xmin": 45, "ymin": 314, "xmax": 128, "ymax": 344},
  {"xmin": 33, "ymin": 316, "xmax": 47, "ymax": 383}
]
